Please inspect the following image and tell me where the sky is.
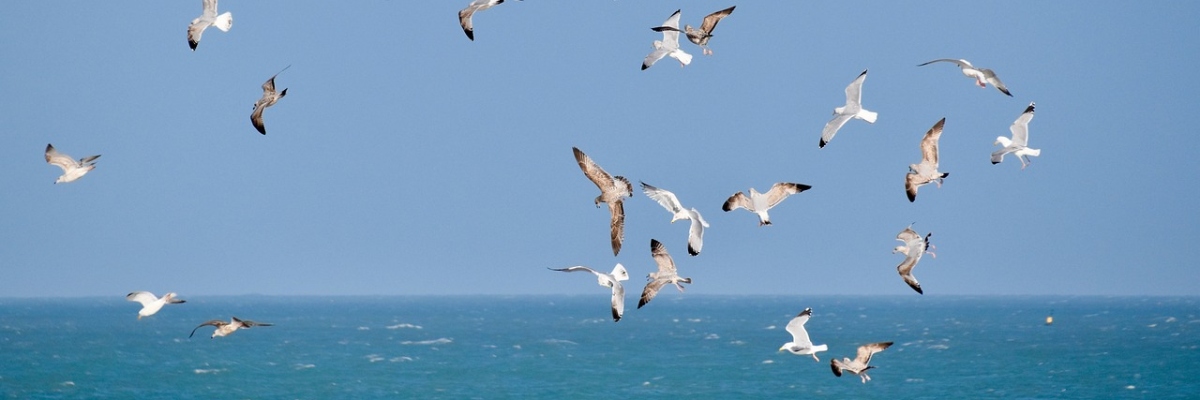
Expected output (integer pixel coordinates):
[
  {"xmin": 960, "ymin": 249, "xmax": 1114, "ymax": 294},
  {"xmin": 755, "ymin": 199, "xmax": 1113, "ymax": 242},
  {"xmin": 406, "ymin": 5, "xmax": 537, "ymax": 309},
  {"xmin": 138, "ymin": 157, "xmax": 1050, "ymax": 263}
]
[{"xmin": 1, "ymin": 1, "xmax": 1197, "ymax": 297}]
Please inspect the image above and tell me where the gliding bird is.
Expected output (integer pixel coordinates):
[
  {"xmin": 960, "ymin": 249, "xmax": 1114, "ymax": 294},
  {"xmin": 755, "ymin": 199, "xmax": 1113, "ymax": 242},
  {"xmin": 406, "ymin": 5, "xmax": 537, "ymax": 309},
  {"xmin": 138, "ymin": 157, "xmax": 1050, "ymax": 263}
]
[
  {"xmin": 918, "ymin": 58, "xmax": 1012, "ymax": 97},
  {"xmin": 548, "ymin": 264, "xmax": 629, "ymax": 322},
  {"xmin": 820, "ymin": 69, "xmax": 878, "ymax": 148},
  {"xmin": 642, "ymin": 9, "xmax": 693, "ymax": 70},
  {"xmin": 44, "ymin": 144, "xmax": 100, "ymax": 184},
  {"xmin": 251, "ymin": 65, "xmax": 290, "ymax": 135},
  {"xmin": 831, "ymin": 341, "xmax": 893, "ymax": 383},
  {"xmin": 992, "ymin": 102, "xmax": 1040, "ymax": 169},
  {"xmin": 187, "ymin": 0, "xmax": 233, "ymax": 51},
  {"xmin": 573, "ymin": 147, "xmax": 633, "ymax": 256},
  {"xmin": 904, "ymin": 118, "xmax": 949, "ymax": 202},
  {"xmin": 778, "ymin": 308, "xmax": 828, "ymax": 361}
]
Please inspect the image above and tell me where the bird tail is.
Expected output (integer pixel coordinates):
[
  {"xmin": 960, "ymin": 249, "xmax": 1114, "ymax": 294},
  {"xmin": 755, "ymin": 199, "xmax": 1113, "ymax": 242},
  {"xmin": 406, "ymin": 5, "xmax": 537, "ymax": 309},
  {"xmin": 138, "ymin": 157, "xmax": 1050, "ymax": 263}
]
[
  {"xmin": 213, "ymin": 12, "xmax": 233, "ymax": 32},
  {"xmin": 1027, "ymin": 148, "xmax": 1041, "ymax": 157},
  {"xmin": 611, "ymin": 263, "xmax": 629, "ymax": 282},
  {"xmin": 675, "ymin": 51, "xmax": 693, "ymax": 66},
  {"xmin": 813, "ymin": 344, "xmax": 828, "ymax": 353},
  {"xmin": 857, "ymin": 109, "xmax": 878, "ymax": 124}
]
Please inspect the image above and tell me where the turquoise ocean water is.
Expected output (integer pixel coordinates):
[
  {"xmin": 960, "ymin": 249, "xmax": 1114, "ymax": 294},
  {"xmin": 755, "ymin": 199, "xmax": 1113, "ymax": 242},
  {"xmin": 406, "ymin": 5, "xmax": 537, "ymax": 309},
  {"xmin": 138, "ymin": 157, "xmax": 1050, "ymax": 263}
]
[{"xmin": 1, "ymin": 295, "xmax": 1196, "ymax": 399}]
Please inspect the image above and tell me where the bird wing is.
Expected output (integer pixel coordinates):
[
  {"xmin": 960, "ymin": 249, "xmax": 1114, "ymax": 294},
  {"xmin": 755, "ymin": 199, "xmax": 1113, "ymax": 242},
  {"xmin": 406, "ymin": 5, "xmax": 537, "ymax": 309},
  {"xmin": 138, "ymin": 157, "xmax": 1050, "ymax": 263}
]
[
  {"xmin": 982, "ymin": 68, "xmax": 1012, "ymax": 96},
  {"xmin": 610, "ymin": 281, "xmax": 625, "ymax": 321},
  {"xmin": 44, "ymin": 144, "xmax": 77, "ymax": 172},
  {"xmin": 572, "ymin": 147, "xmax": 616, "ymax": 192},
  {"xmin": 189, "ymin": 320, "xmax": 225, "ymax": 338},
  {"xmin": 641, "ymin": 181, "xmax": 684, "ymax": 215},
  {"xmin": 1010, "ymin": 102, "xmax": 1035, "ymax": 147},
  {"xmin": 896, "ymin": 226, "xmax": 920, "ymax": 244},
  {"xmin": 855, "ymin": 341, "xmax": 893, "ymax": 365},
  {"xmin": 638, "ymin": 278, "xmax": 668, "ymax": 309},
  {"xmin": 917, "ymin": 58, "xmax": 970, "ymax": 68},
  {"xmin": 165, "ymin": 293, "xmax": 186, "ymax": 304},
  {"xmin": 830, "ymin": 358, "xmax": 845, "ymax": 376},
  {"xmin": 202, "ymin": 0, "xmax": 218, "ymax": 18},
  {"xmin": 608, "ymin": 200, "xmax": 625, "ymax": 256},
  {"xmin": 821, "ymin": 114, "xmax": 854, "ymax": 148},
  {"xmin": 650, "ymin": 239, "xmax": 677, "ymax": 274},
  {"xmin": 642, "ymin": 44, "xmax": 671, "ymax": 70},
  {"xmin": 698, "ymin": 6, "xmax": 735, "ymax": 35},
  {"xmin": 239, "ymin": 319, "xmax": 272, "ymax": 328},
  {"xmin": 991, "ymin": 146, "xmax": 1013, "ymax": 164},
  {"xmin": 659, "ymin": 9, "xmax": 683, "ymax": 44},
  {"xmin": 251, "ymin": 101, "xmax": 268, "ymax": 135},
  {"xmin": 722, "ymin": 191, "xmax": 751, "ymax": 212},
  {"xmin": 844, "ymin": 69, "xmax": 868, "ymax": 107},
  {"xmin": 126, "ymin": 291, "xmax": 158, "ymax": 306},
  {"xmin": 765, "ymin": 182, "xmax": 811, "ymax": 209},
  {"xmin": 785, "ymin": 309, "xmax": 813, "ymax": 346},
  {"xmin": 686, "ymin": 208, "xmax": 706, "ymax": 256},
  {"xmin": 920, "ymin": 118, "xmax": 946, "ymax": 166}
]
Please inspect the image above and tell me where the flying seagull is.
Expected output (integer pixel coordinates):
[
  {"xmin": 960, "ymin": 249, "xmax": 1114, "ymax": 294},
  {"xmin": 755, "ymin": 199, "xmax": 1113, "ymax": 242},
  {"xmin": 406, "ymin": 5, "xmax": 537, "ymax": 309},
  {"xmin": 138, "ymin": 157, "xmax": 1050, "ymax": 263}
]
[
  {"xmin": 641, "ymin": 182, "xmax": 709, "ymax": 256},
  {"xmin": 905, "ymin": 118, "xmax": 949, "ymax": 202},
  {"xmin": 187, "ymin": 0, "xmax": 233, "ymax": 51},
  {"xmin": 831, "ymin": 341, "xmax": 893, "ymax": 383},
  {"xmin": 458, "ymin": 0, "xmax": 510, "ymax": 41},
  {"xmin": 893, "ymin": 225, "xmax": 936, "ymax": 294},
  {"xmin": 722, "ymin": 182, "xmax": 812, "ymax": 226},
  {"xmin": 126, "ymin": 292, "xmax": 186, "ymax": 320},
  {"xmin": 573, "ymin": 147, "xmax": 633, "ymax": 256},
  {"xmin": 44, "ymin": 144, "xmax": 100, "ymax": 184},
  {"xmin": 778, "ymin": 308, "xmax": 829, "ymax": 361},
  {"xmin": 638, "ymin": 239, "xmax": 692, "ymax": 309},
  {"xmin": 642, "ymin": 9, "xmax": 693, "ymax": 70},
  {"xmin": 189, "ymin": 317, "xmax": 272, "ymax": 339},
  {"xmin": 548, "ymin": 264, "xmax": 629, "ymax": 322},
  {"xmin": 992, "ymin": 102, "xmax": 1040, "ymax": 169},
  {"xmin": 918, "ymin": 58, "xmax": 1012, "ymax": 97},
  {"xmin": 653, "ymin": 6, "xmax": 736, "ymax": 56},
  {"xmin": 251, "ymin": 65, "xmax": 290, "ymax": 135},
  {"xmin": 820, "ymin": 69, "xmax": 878, "ymax": 148}
]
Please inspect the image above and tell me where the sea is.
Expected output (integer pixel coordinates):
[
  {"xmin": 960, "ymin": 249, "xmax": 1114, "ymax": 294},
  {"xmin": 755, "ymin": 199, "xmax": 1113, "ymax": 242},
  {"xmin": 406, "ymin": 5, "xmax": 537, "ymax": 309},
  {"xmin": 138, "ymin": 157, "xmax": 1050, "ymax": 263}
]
[{"xmin": 0, "ymin": 295, "xmax": 1196, "ymax": 399}]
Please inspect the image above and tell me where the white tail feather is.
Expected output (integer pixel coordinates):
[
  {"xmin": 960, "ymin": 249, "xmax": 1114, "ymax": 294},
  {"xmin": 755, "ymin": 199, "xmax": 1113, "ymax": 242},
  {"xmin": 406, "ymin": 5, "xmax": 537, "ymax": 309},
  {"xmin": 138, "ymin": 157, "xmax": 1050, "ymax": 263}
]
[
  {"xmin": 673, "ymin": 50, "xmax": 693, "ymax": 66},
  {"xmin": 1027, "ymin": 148, "xmax": 1041, "ymax": 157},
  {"xmin": 611, "ymin": 263, "xmax": 629, "ymax": 281},
  {"xmin": 814, "ymin": 344, "xmax": 829, "ymax": 353},
  {"xmin": 213, "ymin": 12, "xmax": 233, "ymax": 32},
  {"xmin": 858, "ymin": 109, "xmax": 878, "ymax": 124}
]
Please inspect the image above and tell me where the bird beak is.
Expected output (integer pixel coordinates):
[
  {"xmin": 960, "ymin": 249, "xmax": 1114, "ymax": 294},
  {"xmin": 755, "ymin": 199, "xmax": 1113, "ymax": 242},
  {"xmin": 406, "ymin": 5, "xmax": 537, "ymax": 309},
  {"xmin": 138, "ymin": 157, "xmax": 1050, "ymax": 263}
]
[{"xmin": 777, "ymin": 347, "xmax": 786, "ymax": 352}]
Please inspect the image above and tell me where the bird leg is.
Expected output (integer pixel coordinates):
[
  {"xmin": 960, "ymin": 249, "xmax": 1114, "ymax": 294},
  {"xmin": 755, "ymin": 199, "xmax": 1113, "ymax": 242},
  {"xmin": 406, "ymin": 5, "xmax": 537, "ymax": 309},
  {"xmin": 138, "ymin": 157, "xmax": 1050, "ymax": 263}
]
[
  {"xmin": 674, "ymin": 282, "xmax": 687, "ymax": 292},
  {"xmin": 811, "ymin": 354, "xmax": 820, "ymax": 362},
  {"xmin": 976, "ymin": 79, "xmax": 986, "ymax": 88},
  {"xmin": 926, "ymin": 244, "xmax": 937, "ymax": 259}
]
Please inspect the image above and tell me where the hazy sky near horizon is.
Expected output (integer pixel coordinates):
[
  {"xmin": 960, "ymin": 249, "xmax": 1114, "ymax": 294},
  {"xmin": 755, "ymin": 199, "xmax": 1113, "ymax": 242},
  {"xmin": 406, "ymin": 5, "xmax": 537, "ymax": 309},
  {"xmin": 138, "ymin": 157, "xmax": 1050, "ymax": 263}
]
[{"xmin": 1, "ymin": 1, "xmax": 1197, "ymax": 297}]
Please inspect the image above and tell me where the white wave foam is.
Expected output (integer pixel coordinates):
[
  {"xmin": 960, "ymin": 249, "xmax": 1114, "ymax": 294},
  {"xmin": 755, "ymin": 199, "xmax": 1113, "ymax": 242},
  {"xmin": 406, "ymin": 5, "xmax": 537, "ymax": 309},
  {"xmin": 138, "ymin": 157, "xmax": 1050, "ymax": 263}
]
[
  {"xmin": 386, "ymin": 323, "xmax": 423, "ymax": 330},
  {"xmin": 401, "ymin": 338, "xmax": 452, "ymax": 345}
]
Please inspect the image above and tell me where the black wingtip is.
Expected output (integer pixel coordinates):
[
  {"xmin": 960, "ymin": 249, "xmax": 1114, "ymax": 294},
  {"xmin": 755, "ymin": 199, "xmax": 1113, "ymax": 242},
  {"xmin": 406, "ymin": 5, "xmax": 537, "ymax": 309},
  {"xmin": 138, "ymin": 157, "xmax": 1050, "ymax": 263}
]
[
  {"xmin": 637, "ymin": 300, "xmax": 648, "ymax": 309},
  {"xmin": 941, "ymin": 172, "xmax": 949, "ymax": 178},
  {"xmin": 991, "ymin": 161, "xmax": 1000, "ymax": 165},
  {"xmin": 641, "ymin": 63, "xmax": 650, "ymax": 71},
  {"xmin": 687, "ymin": 246, "xmax": 699, "ymax": 256},
  {"xmin": 819, "ymin": 139, "xmax": 827, "ymax": 148}
]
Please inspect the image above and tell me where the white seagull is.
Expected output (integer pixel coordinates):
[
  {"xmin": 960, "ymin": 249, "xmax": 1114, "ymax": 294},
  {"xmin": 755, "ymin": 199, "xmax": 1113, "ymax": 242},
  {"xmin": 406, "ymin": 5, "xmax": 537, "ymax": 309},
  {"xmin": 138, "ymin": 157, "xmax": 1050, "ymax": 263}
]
[
  {"xmin": 820, "ymin": 69, "xmax": 878, "ymax": 148},
  {"xmin": 641, "ymin": 182, "xmax": 709, "ymax": 256},
  {"xmin": 778, "ymin": 308, "xmax": 829, "ymax": 361},
  {"xmin": 992, "ymin": 102, "xmax": 1040, "ymax": 169},
  {"xmin": 638, "ymin": 239, "xmax": 692, "ymax": 309},
  {"xmin": 905, "ymin": 118, "xmax": 949, "ymax": 202},
  {"xmin": 126, "ymin": 292, "xmax": 186, "ymax": 320},
  {"xmin": 573, "ymin": 147, "xmax": 633, "ymax": 256},
  {"xmin": 831, "ymin": 341, "xmax": 893, "ymax": 384},
  {"xmin": 918, "ymin": 58, "xmax": 1012, "ymax": 97},
  {"xmin": 190, "ymin": 317, "xmax": 272, "ymax": 339},
  {"xmin": 187, "ymin": 0, "xmax": 233, "ymax": 51},
  {"xmin": 722, "ymin": 182, "xmax": 812, "ymax": 226},
  {"xmin": 654, "ymin": 6, "xmax": 736, "ymax": 56},
  {"xmin": 45, "ymin": 144, "xmax": 100, "ymax": 184},
  {"xmin": 458, "ymin": 0, "xmax": 510, "ymax": 41},
  {"xmin": 251, "ymin": 65, "xmax": 290, "ymax": 135},
  {"xmin": 642, "ymin": 9, "xmax": 693, "ymax": 70},
  {"xmin": 893, "ymin": 225, "xmax": 936, "ymax": 295},
  {"xmin": 548, "ymin": 264, "xmax": 629, "ymax": 322}
]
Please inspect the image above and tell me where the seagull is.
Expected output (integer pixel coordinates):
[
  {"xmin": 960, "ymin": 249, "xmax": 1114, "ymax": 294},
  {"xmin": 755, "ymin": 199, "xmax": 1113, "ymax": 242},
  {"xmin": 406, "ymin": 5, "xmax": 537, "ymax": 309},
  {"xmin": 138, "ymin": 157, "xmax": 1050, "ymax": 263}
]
[
  {"xmin": 189, "ymin": 317, "xmax": 272, "ymax": 339},
  {"xmin": 820, "ymin": 69, "xmax": 878, "ymax": 148},
  {"xmin": 641, "ymin": 182, "xmax": 709, "ymax": 256},
  {"xmin": 722, "ymin": 182, "xmax": 812, "ymax": 226},
  {"xmin": 638, "ymin": 239, "xmax": 692, "ymax": 309},
  {"xmin": 905, "ymin": 118, "xmax": 949, "ymax": 202},
  {"xmin": 458, "ymin": 0, "xmax": 510, "ymax": 41},
  {"xmin": 187, "ymin": 0, "xmax": 233, "ymax": 51},
  {"xmin": 251, "ymin": 65, "xmax": 290, "ymax": 135},
  {"xmin": 573, "ymin": 147, "xmax": 633, "ymax": 256},
  {"xmin": 642, "ymin": 9, "xmax": 693, "ymax": 70},
  {"xmin": 831, "ymin": 341, "xmax": 893, "ymax": 383},
  {"xmin": 653, "ymin": 6, "xmax": 736, "ymax": 56},
  {"xmin": 893, "ymin": 225, "xmax": 936, "ymax": 294},
  {"xmin": 778, "ymin": 308, "xmax": 828, "ymax": 361},
  {"xmin": 126, "ymin": 292, "xmax": 186, "ymax": 320},
  {"xmin": 918, "ymin": 58, "xmax": 1012, "ymax": 97},
  {"xmin": 44, "ymin": 144, "xmax": 100, "ymax": 184},
  {"xmin": 548, "ymin": 264, "xmax": 629, "ymax": 322},
  {"xmin": 992, "ymin": 102, "xmax": 1040, "ymax": 169}
]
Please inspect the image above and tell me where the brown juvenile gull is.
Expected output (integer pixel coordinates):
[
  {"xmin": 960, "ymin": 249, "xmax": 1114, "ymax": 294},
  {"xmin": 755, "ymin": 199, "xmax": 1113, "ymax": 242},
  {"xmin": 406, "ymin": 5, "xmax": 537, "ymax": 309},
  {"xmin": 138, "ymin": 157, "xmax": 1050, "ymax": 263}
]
[
  {"xmin": 187, "ymin": 0, "xmax": 233, "ymax": 51},
  {"xmin": 126, "ymin": 292, "xmax": 186, "ymax": 320},
  {"xmin": 653, "ymin": 6, "xmax": 736, "ymax": 56},
  {"xmin": 777, "ymin": 308, "xmax": 828, "ymax": 361},
  {"xmin": 918, "ymin": 58, "xmax": 1012, "ymax": 97},
  {"xmin": 638, "ymin": 239, "xmax": 692, "ymax": 309},
  {"xmin": 548, "ymin": 264, "xmax": 629, "ymax": 322},
  {"xmin": 992, "ymin": 102, "xmax": 1040, "ymax": 169},
  {"xmin": 573, "ymin": 147, "xmax": 633, "ymax": 256},
  {"xmin": 641, "ymin": 182, "xmax": 709, "ymax": 256},
  {"xmin": 190, "ymin": 317, "xmax": 272, "ymax": 339},
  {"xmin": 893, "ymin": 225, "xmax": 936, "ymax": 294},
  {"xmin": 251, "ymin": 65, "xmax": 290, "ymax": 135},
  {"xmin": 45, "ymin": 144, "xmax": 100, "ymax": 184},
  {"xmin": 458, "ymin": 0, "xmax": 510, "ymax": 41},
  {"xmin": 904, "ymin": 118, "xmax": 949, "ymax": 202},
  {"xmin": 722, "ymin": 182, "xmax": 812, "ymax": 226},
  {"xmin": 820, "ymin": 69, "xmax": 877, "ymax": 148},
  {"xmin": 831, "ymin": 341, "xmax": 893, "ymax": 384},
  {"xmin": 642, "ymin": 9, "xmax": 693, "ymax": 70}
]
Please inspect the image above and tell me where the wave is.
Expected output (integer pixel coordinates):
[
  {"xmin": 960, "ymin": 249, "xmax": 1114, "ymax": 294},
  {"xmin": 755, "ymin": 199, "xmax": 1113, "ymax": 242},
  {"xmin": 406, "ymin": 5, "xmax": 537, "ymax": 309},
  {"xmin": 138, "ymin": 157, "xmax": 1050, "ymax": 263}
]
[
  {"xmin": 401, "ymin": 338, "xmax": 452, "ymax": 345},
  {"xmin": 386, "ymin": 323, "xmax": 423, "ymax": 330}
]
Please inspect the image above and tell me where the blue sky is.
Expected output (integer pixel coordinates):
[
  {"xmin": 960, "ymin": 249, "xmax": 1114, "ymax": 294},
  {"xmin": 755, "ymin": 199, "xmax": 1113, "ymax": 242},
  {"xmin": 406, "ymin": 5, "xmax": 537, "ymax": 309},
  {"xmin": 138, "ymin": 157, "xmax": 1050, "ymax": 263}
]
[{"xmin": 1, "ymin": 1, "xmax": 1197, "ymax": 297}]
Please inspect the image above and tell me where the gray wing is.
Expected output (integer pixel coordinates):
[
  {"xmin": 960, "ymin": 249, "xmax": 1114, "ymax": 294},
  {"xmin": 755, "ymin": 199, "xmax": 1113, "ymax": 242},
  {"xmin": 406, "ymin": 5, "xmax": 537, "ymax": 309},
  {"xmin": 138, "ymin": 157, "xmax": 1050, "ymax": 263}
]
[
  {"xmin": 126, "ymin": 291, "xmax": 158, "ymax": 306},
  {"xmin": 765, "ymin": 182, "xmax": 811, "ymax": 209},
  {"xmin": 917, "ymin": 58, "xmax": 971, "ymax": 68},
  {"xmin": 608, "ymin": 201, "xmax": 625, "ymax": 256},
  {"xmin": 845, "ymin": 69, "xmax": 867, "ymax": 107},
  {"xmin": 187, "ymin": 0, "xmax": 219, "ymax": 50},
  {"xmin": 905, "ymin": 172, "xmax": 924, "ymax": 202},
  {"xmin": 458, "ymin": 0, "xmax": 499, "ymax": 41},
  {"xmin": 659, "ymin": 9, "xmax": 682, "ymax": 44},
  {"xmin": 638, "ymin": 278, "xmax": 668, "ymax": 309},
  {"xmin": 722, "ymin": 191, "xmax": 750, "ymax": 212},
  {"xmin": 641, "ymin": 181, "xmax": 684, "ymax": 215},
  {"xmin": 785, "ymin": 308, "xmax": 814, "ymax": 346},
  {"xmin": 189, "ymin": 320, "xmax": 225, "ymax": 338},
  {"xmin": 855, "ymin": 341, "xmax": 893, "ymax": 365},
  {"xmin": 686, "ymin": 208, "xmax": 706, "ymax": 256},
  {"xmin": 239, "ymin": 319, "xmax": 272, "ymax": 328},
  {"xmin": 982, "ymin": 68, "xmax": 1012, "ymax": 96},
  {"xmin": 650, "ymin": 239, "xmax": 677, "ymax": 274},
  {"xmin": 45, "ymin": 144, "xmax": 77, "ymax": 172},
  {"xmin": 920, "ymin": 118, "xmax": 946, "ymax": 166},
  {"xmin": 642, "ymin": 44, "xmax": 670, "ymax": 70},
  {"xmin": 572, "ymin": 147, "xmax": 615, "ymax": 193},
  {"xmin": 1010, "ymin": 102, "xmax": 1035, "ymax": 147},
  {"xmin": 610, "ymin": 281, "xmax": 625, "ymax": 321},
  {"xmin": 251, "ymin": 101, "xmax": 269, "ymax": 135},
  {"xmin": 698, "ymin": 6, "xmax": 735, "ymax": 35},
  {"xmin": 548, "ymin": 266, "xmax": 602, "ymax": 277},
  {"xmin": 895, "ymin": 226, "xmax": 920, "ymax": 244},
  {"xmin": 821, "ymin": 114, "xmax": 854, "ymax": 148}
]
